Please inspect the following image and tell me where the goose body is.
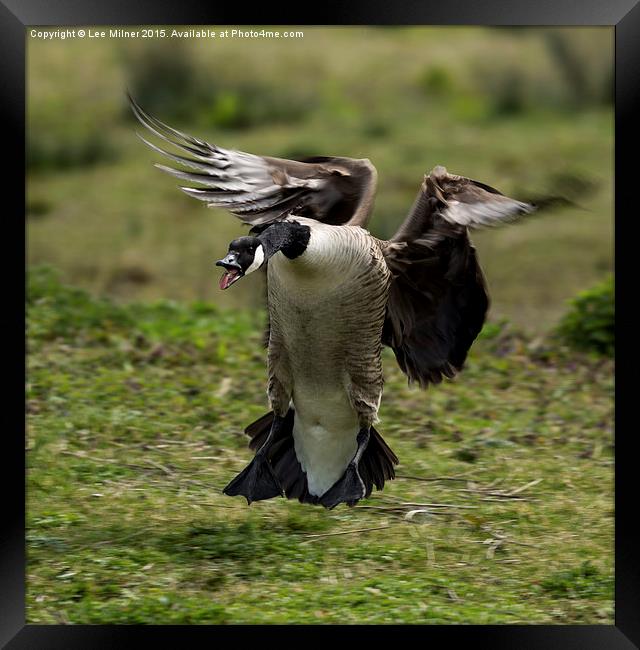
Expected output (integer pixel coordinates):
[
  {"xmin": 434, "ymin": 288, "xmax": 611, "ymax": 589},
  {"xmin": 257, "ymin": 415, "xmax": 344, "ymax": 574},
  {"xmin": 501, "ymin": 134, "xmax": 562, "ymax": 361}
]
[
  {"xmin": 266, "ymin": 217, "xmax": 390, "ymax": 496},
  {"xmin": 130, "ymin": 95, "xmax": 538, "ymax": 508}
]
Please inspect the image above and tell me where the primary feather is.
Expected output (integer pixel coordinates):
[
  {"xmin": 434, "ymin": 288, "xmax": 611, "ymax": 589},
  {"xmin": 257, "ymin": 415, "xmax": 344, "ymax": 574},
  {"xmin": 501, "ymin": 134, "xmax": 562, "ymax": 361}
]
[{"xmin": 129, "ymin": 93, "xmax": 377, "ymax": 227}]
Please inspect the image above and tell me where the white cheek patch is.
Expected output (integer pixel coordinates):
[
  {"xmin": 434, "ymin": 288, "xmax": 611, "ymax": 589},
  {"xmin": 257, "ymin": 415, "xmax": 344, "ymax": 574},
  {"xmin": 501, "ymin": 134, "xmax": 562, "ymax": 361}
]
[{"xmin": 245, "ymin": 244, "xmax": 265, "ymax": 275}]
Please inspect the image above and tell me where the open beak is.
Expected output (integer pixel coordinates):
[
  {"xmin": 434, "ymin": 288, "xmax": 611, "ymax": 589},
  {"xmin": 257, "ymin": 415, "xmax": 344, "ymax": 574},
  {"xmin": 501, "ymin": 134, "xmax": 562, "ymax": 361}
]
[{"xmin": 215, "ymin": 255, "xmax": 243, "ymax": 290}]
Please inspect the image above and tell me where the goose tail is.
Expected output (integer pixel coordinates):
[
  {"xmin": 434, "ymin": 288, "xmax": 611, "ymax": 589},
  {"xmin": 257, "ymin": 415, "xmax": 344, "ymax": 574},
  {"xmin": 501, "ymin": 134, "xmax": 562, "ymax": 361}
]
[{"xmin": 243, "ymin": 410, "xmax": 398, "ymax": 505}]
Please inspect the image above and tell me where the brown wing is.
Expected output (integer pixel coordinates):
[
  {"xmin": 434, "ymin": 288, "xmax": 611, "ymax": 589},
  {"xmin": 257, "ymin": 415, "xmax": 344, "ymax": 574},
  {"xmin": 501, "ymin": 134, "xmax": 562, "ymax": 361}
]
[
  {"xmin": 382, "ymin": 166, "xmax": 535, "ymax": 388},
  {"xmin": 129, "ymin": 94, "xmax": 377, "ymax": 228}
]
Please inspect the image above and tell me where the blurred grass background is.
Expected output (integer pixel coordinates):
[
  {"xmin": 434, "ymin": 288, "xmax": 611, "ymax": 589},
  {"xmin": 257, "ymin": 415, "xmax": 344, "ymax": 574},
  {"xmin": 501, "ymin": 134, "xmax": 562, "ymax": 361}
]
[{"xmin": 27, "ymin": 26, "xmax": 613, "ymax": 333}]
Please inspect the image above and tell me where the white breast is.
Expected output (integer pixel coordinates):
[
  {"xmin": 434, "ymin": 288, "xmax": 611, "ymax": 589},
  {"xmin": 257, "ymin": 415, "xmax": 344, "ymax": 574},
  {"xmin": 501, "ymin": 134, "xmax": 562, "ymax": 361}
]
[
  {"xmin": 292, "ymin": 385, "xmax": 359, "ymax": 496},
  {"xmin": 267, "ymin": 217, "xmax": 384, "ymax": 497}
]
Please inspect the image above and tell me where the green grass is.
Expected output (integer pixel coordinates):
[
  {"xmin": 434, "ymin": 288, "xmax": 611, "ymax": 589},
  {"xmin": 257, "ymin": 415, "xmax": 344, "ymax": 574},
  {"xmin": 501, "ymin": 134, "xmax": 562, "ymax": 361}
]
[{"xmin": 27, "ymin": 267, "xmax": 614, "ymax": 624}]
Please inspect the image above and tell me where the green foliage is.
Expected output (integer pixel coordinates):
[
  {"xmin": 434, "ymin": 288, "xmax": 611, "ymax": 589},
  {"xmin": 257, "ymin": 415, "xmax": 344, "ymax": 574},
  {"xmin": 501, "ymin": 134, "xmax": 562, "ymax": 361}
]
[
  {"xmin": 540, "ymin": 561, "xmax": 612, "ymax": 600},
  {"xmin": 27, "ymin": 198, "xmax": 53, "ymax": 219},
  {"xmin": 210, "ymin": 82, "xmax": 316, "ymax": 130},
  {"xmin": 556, "ymin": 276, "xmax": 614, "ymax": 356},
  {"xmin": 27, "ymin": 266, "xmax": 133, "ymax": 343},
  {"xmin": 478, "ymin": 319, "xmax": 510, "ymax": 340},
  {"xmin": 485, "ymin": 66, "xmax": 528, "ymax": 117},
  {"xmin": 419, "ymin": 66, "xmax": 455, "ymax": 97},
  {"xmin": 165, "ymin": 521, "xmax": 272, "ymax": 562},
  {"xmin": 27, "ymin": 265, "xmax": 258, "ymax": 349}
]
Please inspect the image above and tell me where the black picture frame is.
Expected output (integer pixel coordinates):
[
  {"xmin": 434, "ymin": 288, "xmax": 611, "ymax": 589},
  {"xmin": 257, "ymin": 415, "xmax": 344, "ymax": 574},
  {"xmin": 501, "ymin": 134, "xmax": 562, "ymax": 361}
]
[{"xmin": 5, "ymin": 1, "xmax": 636, "ymax": 647}]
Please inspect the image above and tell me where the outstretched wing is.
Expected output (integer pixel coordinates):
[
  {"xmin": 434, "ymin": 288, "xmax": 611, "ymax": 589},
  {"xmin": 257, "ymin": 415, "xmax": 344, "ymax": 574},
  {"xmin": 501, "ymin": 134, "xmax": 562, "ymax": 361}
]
[
  {"xmin": 129, "ymin": 94, "xmax": 377, "ymax": 227},
  {"xmin": 382, "ymin": 165, "xmax": 535, "ymax": 388}
]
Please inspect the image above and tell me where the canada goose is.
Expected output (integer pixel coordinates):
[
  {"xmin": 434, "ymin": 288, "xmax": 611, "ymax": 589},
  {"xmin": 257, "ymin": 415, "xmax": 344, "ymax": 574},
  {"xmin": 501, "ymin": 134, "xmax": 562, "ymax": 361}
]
[{"xmin": 130, "ymin": 96, "xmax": 535, "ymax": 509}]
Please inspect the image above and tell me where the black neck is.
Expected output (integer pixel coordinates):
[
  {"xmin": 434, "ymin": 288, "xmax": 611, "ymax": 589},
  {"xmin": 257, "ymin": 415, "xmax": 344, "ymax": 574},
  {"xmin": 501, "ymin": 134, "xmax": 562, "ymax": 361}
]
[{"xmin": 256, "ymin": 221, "xmax": 311, "ymax": 260}]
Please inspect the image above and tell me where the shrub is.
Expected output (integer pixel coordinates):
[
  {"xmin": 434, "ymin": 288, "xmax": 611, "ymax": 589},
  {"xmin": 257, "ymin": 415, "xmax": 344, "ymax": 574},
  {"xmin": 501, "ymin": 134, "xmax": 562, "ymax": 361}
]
[
  {"xmin": 556, "ymin": 275, "xmax": 614, "ymax": 356},
  {"xmin": 419, "ymin": 66, "xmax": 455, "ymax": 97}
]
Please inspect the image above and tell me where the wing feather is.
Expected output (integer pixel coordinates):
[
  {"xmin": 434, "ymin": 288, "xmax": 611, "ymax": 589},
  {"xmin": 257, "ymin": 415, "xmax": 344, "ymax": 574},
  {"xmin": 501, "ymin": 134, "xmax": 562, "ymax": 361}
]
[
  {"xmin": 129, "ymin": 93, "xmax": 378, "ymax": 227},
  {"xmin": 382, "ymin": 166, "xmax": 534, "ymax": 388}
]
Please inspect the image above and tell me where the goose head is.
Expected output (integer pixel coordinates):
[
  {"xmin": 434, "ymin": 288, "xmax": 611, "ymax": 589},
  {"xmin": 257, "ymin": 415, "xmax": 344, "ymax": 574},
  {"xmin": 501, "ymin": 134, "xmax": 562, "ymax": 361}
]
[{"xmin": 216, "ymin": 236, "xmax": 265, "ymax": 290}]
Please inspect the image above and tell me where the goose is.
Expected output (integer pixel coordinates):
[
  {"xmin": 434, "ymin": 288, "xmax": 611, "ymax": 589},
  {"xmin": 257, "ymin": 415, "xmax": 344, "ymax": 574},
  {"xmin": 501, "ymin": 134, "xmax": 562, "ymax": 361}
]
[{"xmin": 130, "ymin": 96, "xmax": 535, "ymax": 509}]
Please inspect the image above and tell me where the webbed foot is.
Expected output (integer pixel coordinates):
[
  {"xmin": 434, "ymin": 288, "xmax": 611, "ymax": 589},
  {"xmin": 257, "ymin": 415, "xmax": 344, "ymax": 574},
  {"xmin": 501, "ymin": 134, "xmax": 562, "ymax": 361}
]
[
  {"xmin": 223, "ymin": 454, "xmax": 284, "ymax": 504},
  {"xmin": 319, "ymin": 463, "xmax": 366, "ymax": 510}
]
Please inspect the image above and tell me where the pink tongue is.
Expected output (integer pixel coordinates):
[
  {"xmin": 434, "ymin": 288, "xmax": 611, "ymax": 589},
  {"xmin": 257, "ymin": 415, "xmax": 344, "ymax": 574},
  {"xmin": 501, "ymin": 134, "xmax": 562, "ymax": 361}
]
[{"xmin": 219, "ymin": 269, "xmax": 238, "ymax": 290}]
